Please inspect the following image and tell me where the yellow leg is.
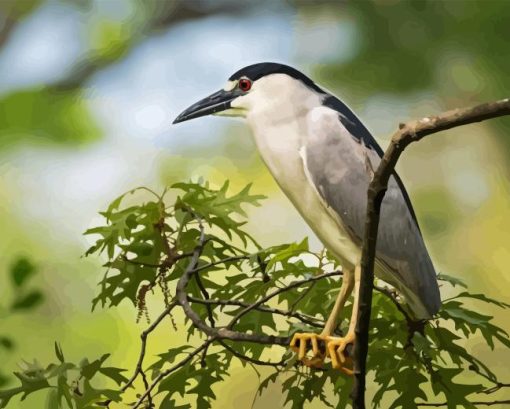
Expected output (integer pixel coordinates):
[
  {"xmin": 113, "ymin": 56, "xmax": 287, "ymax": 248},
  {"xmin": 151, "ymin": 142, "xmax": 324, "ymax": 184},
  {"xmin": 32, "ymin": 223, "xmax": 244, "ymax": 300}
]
[
  {"xmin": 325, "ymin": 264, "xmax": 361, "ymax": 375},
  {"xmin": 289, "ymin": 268, "xmax": 355, "ymax": 369},
  {"xmin": 321, "ymin": 268, "xmax": 354, "ymax": 337}
]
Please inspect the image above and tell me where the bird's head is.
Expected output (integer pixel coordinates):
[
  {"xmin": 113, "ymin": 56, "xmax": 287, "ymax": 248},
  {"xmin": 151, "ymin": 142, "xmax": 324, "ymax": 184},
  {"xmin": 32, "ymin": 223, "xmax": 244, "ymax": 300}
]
[{"xmin": 173, "ymin": 62, "xmax": 325, "ymax": 124}]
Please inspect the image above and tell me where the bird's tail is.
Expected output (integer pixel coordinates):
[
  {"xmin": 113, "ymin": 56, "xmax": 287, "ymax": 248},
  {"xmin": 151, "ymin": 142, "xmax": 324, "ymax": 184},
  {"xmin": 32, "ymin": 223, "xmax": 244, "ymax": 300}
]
[
  {"xmin": 399, "ymin": 253, "xmax": 441, "ymax": 320},
  {"xmin": 376, "ymin": 249, "xmax": 441, "ymax": 320}
]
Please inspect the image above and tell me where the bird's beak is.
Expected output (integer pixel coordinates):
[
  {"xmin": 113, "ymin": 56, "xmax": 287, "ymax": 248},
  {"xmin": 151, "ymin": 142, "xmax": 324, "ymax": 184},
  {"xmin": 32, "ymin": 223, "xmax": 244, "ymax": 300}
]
[{"xmin": 173, "ymin": 89, "xmax": 240, "ymax": 124}]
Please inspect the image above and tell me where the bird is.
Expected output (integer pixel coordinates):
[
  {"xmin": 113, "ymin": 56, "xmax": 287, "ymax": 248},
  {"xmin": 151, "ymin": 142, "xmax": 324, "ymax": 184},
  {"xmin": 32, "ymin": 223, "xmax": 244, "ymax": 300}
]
[{"xmin": 173, "ymin": 62, "xmax": 441, "ymax": 374}]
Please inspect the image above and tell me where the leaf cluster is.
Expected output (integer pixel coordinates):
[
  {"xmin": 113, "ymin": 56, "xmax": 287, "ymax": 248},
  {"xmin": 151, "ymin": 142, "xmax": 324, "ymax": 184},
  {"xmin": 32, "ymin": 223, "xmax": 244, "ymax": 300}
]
[
  {"xmin": 0, "ymin": 343, "xmax": 127, "ymax": 409},
  {"xmin": 1, "ymin": 181, "xmax": 509, "ymax": 408}
]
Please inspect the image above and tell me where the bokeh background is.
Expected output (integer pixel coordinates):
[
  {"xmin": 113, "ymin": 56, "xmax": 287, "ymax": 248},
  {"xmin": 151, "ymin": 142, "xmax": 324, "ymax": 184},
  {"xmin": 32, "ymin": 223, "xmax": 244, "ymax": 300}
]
[{"xmin": 1, "ymin": 0, "xmax": 509, "ymax": 407}]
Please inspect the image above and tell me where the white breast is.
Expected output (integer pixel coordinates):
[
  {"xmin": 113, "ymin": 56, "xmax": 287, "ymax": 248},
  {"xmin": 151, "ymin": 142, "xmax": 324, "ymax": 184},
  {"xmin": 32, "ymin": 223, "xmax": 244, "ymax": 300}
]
[{"xmin": 246, "ymin": 109, "xmax": 361, "ymax": 269}]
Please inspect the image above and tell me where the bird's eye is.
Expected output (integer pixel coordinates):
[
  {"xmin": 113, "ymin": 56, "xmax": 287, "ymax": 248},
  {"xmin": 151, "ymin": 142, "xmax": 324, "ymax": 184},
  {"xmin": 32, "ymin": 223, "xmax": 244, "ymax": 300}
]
[{"xmin": 238, "ymin": 78, "xmax": 252, "ymax": 92}]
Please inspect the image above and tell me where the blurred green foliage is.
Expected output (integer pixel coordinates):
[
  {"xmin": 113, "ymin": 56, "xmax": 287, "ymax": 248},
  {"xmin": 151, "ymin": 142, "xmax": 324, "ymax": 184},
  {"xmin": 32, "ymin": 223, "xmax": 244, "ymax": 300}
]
[
  {"xmin": 0, "ymin": 258, "xmax": 44, "ymax": 388},
  {"xmin": 313, "ymin": 0, "xmax": 510, "ymax": 155},
  {"xmin": 0, "ymin": 89, "xmax": 100, "ymax": 146}
]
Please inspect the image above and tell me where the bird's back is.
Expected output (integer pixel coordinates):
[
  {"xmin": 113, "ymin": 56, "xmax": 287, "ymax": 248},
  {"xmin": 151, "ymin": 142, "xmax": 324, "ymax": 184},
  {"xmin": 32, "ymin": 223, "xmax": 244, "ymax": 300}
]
[{"xmin": 304, "ymin": 103, "xmax": 441, "ymax": 319}]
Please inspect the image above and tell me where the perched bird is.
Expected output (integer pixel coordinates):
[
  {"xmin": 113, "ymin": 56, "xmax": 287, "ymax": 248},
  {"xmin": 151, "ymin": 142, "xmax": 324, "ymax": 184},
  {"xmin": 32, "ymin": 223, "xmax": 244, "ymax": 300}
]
[{"xmin": 173, "ymin": 62, "xmax": 441, "ymax": 374}]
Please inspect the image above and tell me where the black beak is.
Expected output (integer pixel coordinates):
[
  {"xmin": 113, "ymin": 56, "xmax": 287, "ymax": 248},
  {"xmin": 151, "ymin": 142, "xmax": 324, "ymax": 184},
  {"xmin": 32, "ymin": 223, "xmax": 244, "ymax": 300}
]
[{"xmin": 173, "ymin": 89, "xmax": 240, "ymax": 124}]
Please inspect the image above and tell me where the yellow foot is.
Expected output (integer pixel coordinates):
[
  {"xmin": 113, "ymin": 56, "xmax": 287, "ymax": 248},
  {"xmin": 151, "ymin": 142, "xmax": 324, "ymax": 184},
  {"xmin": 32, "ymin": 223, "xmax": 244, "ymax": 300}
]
[
  {"xmin": 325, "ymin": 333, "xmax": 355, "ymax": 375},
  {"xmin": 290, "ymin": 333, "xmax": 326, "ymax": 368}
]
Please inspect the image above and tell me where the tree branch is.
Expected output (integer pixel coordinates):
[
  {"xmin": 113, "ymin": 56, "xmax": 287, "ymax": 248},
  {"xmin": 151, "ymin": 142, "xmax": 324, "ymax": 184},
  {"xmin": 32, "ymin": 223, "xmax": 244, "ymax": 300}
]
[
  {"xmin": 174, "ymin": 217, "xmax": 290, "ymax": 346},
  {"xmin": 171, "ymin": 213, "xmax": 343, "ymax": 347},
  {"xmin": 121, "ymin": 301, "xmax": 178, "ymax": 393},
  {"xmin": 351, "ymin": 97, "xmax": 510, "ymax": 408},
  {"xmin": 189, "ymin": 255, "xmax": 251, "ymax": 274},
  {"xmin": 187, "ymin": 296, "xmax": 324, "ymax": 329},
  {"xmin": 417, "ymin": 400, "xmax": 510, "ymax": 407},
  {"xmin": 101, "ymin": 301, "xmax": 178, "ymax": 407}
]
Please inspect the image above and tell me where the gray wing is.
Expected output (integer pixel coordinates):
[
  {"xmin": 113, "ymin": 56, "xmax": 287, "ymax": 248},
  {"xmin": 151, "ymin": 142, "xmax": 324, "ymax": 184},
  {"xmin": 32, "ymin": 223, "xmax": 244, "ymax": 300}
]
[{"xmin": 305, "ymin": 106, "xmax": 440, "ymax": 319}]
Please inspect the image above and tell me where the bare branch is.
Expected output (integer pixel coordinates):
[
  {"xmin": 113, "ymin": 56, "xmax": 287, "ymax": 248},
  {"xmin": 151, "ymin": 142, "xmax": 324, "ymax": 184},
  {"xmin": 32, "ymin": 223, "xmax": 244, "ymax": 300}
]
[{"xmin": 351, "ymin": 97, "xmax": 510, "ymax": 408}]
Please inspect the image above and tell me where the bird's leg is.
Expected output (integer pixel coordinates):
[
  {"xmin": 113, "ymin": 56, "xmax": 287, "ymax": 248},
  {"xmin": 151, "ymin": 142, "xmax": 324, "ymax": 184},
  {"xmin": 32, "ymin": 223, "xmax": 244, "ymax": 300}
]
[
  {"xmin": 290, "ymin": 269, "xmax": 354, "ymax": 368},
  {"xmin": 321, "ymin": 268, "xmax": 354, "ymax": 337},
  {"xmin": 324, "ymin": 263, "xmax": 361, "ymax": 375}
]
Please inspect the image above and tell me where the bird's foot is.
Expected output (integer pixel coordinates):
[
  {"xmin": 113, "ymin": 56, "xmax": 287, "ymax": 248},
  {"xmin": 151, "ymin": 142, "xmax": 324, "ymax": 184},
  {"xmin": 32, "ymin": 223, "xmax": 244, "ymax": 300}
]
[
  {"xmin": 324, "ymin": 333, "xmax": 355, "ymax": 375},
  {"xmin": 289, "ymin": 332, "xmax": 326, "ymax": 368}
]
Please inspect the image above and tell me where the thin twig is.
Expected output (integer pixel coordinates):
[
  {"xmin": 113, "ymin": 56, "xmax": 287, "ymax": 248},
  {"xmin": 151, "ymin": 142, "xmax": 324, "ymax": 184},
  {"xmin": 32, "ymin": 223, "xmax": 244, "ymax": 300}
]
[
  {"xmin": 373, "ymin": 285, "xmax": 411, "ymax": 322},
  {"xmin": 189, "ymin": 255, "xmax": 251, "ymax": 274},
  {"xmin": 187, "ymin": 296, "xmax": 324, "ymax": 329},
  {"xmin": 218, "ymin": 340, "xmax": 286, "ymax": 367},
  {"xmin": 417, "ymin": 400, "xmax": 510, "ymax": 407},
  {"xmin": 139, "ymin": 369, "xmax": 153, "ymax": 408},
  {"xmin": 101, "ymin": 301, "xmax": 179, "ymax": 407},
  {"xmin": 121, "ymin": 301, "xmax": 178, "ymax": 393},
  {"xmin": 480, "ymin": 381, "xmax": 510, "ymax": 395},
  {"xmin": 226, "ymin": 271, "xmax": 342, "ymax": 330},
  {"xmin": 289, "ymin": 281, "xmax": 317, "ymax": 313},
  {"xmin": 132, "ymin": 340, "xmax": 213, "ymax": 409},
  {"xmin": 195, "ymin": 274, "xmax": 216, "ymax": 327}
]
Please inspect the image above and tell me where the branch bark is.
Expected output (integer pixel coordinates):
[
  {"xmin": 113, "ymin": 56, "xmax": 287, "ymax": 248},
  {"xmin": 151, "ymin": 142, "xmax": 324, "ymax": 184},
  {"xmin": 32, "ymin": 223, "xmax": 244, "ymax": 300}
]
[{"xmin": 351, "ymin": 97, "xmax": 510, "ymax": 408}]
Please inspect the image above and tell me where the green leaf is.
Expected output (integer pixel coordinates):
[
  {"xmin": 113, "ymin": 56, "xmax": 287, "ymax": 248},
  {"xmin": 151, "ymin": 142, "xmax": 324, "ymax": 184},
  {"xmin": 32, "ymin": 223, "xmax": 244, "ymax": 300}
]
[
  {"xmin": 74, "ymin": 379, "xmax": 121, "ymax": 408},
  {"xmin": 57, "ymin": 375, "xmax": 73, "ymax": 409},
  {"xmin": 0, "ymin": 337, "xmax": 14, "ymax": 351},
  {"xmin": 45, "ymin": 387, "xmax": 58, "ymax": 409},
  {"xmin": 429, "ymin": 368, "xmax": 481, "ymax": 408},
  {"xmin": 54, "ymin": 343, "xmax": 65, "ymax": 364},
  {"xmin": 258, "ymin": 371, "xmax": 279, "ymax": 396},
  {"xmin": 387, "ymin": 366, "xmax": 428, "ymax": 408},
  {"xmin": 437, "ymin": 273, "xmax": 467, "ymax": 288},
  {"xmin": 451, "ymin": 292, "xmax": 510, "ymax": 309},
  {"xmin": 264, "ymin": 238, "xmax": 309, "ymax": 272},
  {"xmin": 0, "ymin": 370, "xmax": 50, "ymax": 408},
  {"xmin": 80, "ymin": 354, "xmax": 110, "ymax": 380},
  {"xmin": 10, "ymin": 257, "xmax": 36, "ymax": 288},
  {"xmin": 149, "ymin": 346, "xmax": 193, "ymax": 374},
  {"xmin": 98, "ymin": 367, "xmax": 129, "ymax": 386},
  {"xmin": 11, "ymin": 290, "xmax": 44, "ymax": 311}
]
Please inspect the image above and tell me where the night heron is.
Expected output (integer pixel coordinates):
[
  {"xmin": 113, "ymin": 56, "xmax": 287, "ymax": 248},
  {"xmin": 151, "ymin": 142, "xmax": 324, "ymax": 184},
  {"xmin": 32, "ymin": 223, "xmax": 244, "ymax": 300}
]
[{"xmin": 173, "ymin": 62, "xmax": 441, "ymax": 374}]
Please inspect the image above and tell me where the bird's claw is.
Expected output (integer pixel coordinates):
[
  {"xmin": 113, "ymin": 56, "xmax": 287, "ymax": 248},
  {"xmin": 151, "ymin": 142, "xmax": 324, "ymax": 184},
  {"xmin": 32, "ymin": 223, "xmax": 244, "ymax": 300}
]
[
  {"xmin": 290, "ymin": 332, "xmax": 355, "ymax": 374},
  {"xmin": 325, "ymin": 334, "xmax": 355, "ymax": 376},
  {"xmin": 289, "ymin": 333, "xmax": 326, "ymax": 368}
]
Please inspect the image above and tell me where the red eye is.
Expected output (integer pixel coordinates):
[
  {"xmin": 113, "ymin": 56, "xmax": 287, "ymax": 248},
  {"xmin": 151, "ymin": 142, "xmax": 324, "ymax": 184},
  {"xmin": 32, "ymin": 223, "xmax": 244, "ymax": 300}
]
[{"xmin": 238, "ymin": 78, "xmax": 252, "ymax": 92}]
